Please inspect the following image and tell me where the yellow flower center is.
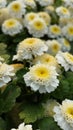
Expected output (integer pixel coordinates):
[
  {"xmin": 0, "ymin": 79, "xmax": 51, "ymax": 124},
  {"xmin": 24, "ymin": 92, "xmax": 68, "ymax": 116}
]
[
  {"xmin": 52, "ymin": 44, "xmax": 60, "ymax": 52},
  {"xmin": 28, "ymin": 15, "xmax": 36, "ymax": 21},
  {"xmin": 51, "ymin": 26, "xmax": 61, "ymax": 34},
  {"xmin": 64, "ymin": 39, "xmax": 70, "ymax": 47},
  {"xmin": 33, "ymin": 21, "xmax": 44, "ymax": 30},
  {"xmin": 68, "ymin": 27, "xmax": 73, "ymax": 35},
  {"xmin": 5, "ymin": 20, "xmax": 16, "ymax": 28},
  {"xmin": 62, "ymin": 8, "xmax": 68, "ymax": 14},
  {"xmin": 12, "ymin": 3, "xmax": 21, "ymax": 12},
  {"xmin": 67, "ymin": 107, "xmax": 73, "ymax": 118},
  {"xmin": 34, "ymin": 67, "xmax": 50, "ymax": 79}
]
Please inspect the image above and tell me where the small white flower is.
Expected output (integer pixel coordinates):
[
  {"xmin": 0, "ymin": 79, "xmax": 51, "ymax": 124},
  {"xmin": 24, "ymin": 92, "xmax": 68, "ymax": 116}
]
[
  {"xmin": 46, "ymin": 40, "xmax": 62, "ymax": 55},
  {"xmin": 0, "ymin": 0, "xmax": 7, "ymax": 9},
  {"xmin": 27, "ymin": 17, "xmax": 48, "ymax": 38},
  {"xmin": 56, "ymin": 6, "xmax": 70, "ymax": 18},
  {"xmin": 38, "ymin": 12, "xmax": 51, "ymax": 26},
  {"xmin": 47, "ymin": 25, "xmax": 61, "ymax": 38},
  {"xmin": 58, "ymin": 38, "xmax": 71, "ymax": 52},
  {"xmin": 11, "ymin": 122, "xmax": 33, "ymax": 130},
  {"xmin": 53, "ymin": 99, "xmax": 73, "ymax": 130},
  {"xmin": 21, "ymin": 0, "xmax": 36, "ymax": 9},
  {"xmin": 36, "ymin": 0, "xmax": 54, "ymax": 7},
  {"xmin": 23, "ymin": 64, "xmax": 59, "ymax": 93},
  {"xmin": 63, "ymin": 0, "xmax": 73, "ymax": 8},
  {"xmin": 7, "ymin": 0, "xmax": 26, "ymax": 18},
  {"xmin": 2, "ymin": 18, "xmax": 23, "ymax": 36},
  {"xmin": 13, "ymin": 38, "xmax": 48, "ymax": 61},
  {"xmin": 56, "ymin": 51, "xmax": 73, "ymax": 71},
  {"xmin": 0, "ymin": 63, "xmax": 15, "ymax": 87},
  {"xmin": 24, "ymin": 12, "xmax": 38, "ymax": 27},
  {"xmin": 62, "ymin": 24, "xmax": 73, "ymax": 41}
]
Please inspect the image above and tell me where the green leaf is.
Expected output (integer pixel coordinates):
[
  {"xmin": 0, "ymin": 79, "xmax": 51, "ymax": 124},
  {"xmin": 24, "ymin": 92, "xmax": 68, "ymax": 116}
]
[
  {"xmin": 0, "ymin": 83, "xmax": 21, "ymax": 114},
  {"xmin": 0, "ymin": 117, "xmax": 6, "ymax": 130},
  {"xmin": 38, "ymin": 117, "xmax": 61, "ymax": 130},
  {"xmin": 19, "ymin": 102, "xmax": 44, "ymax": 123}
]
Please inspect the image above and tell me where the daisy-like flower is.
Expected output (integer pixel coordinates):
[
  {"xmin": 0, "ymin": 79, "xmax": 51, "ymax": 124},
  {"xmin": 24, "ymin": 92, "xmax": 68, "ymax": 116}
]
[
  {"xmin": 13, "ymin": 38, "xmax": 48, "ymax": 61},
  {"xmin": 62, "ymin": 24, "xmax": 73, "ymax": 41},
  {"xmin": 24, "ymin": 12, "xmax": 38, "ymax": 27},
  {"xmin": 23, "ymin": 64, "xmax": 59, "ymax": 93},
  {"xmin": 0, "ymin": 63, "xmax": 15, "ymax": 88},
  {"xmin": 33, "ymin": 53, "xmax": 58, "ymax": 68},
  {"xmin": 2, "ymin": 18, "xmax": 23, "ymax": 36},
  {"xmin": 7, "ymin": 0, "xmax": 26, "ymax": 18},
  {"xmin": 27, "ymin": 17, "xmax": 48, "ymax": 37},
  {"xmin": 38, "ymin": 12, "xmax": 51, "ymax": 26},
  {"xmin": 36, "ymin": 0, "xmax": 54, "ymax": 7},
  {"xmin": 56, "ymin": 6, "xmax": 70, "ymax": 18},
  {"xmin": 21, "ymin": 0, "xmax": 36, "ymax": 9},
  {"xmin": 56, "ymin": 51, "xmax": 73, "ymax": 71},
  {"xmin": 58, "ymin": 38, "xmax": 71, "ymax": 52},
  {"xmin": 53, "ymin": 99, "xmax": 73, "ymax": 130},
  {"xmin": 11, "ymin": 122, "xmax": 33, "ymax": 130},
  {"xmin": 0, "ymin": 8, "xmax": 10, "ymax": 25},
  {"xmin": 46, "ymin": 40, "xmax": 62, "ymax": 55},
  {"xmin": 0, "ymin": 0, "xmax": 7, "ymax": 9},
  {"xmin": 63, "ymin": 0, "xmax": 73, "ymax": 8},
  {"xmin": 44, "ymin": 5, "xmax": 55, "ymax": 14},
  {"xmin": 47, "ymin": 25, "xmax": 61, "ymax": 38}
]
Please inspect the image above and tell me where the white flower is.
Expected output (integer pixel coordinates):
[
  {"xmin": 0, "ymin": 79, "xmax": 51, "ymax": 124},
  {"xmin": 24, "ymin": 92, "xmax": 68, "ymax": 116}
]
[
  {"xmin": 13, "ymin": 38, "xmax": 48, "ymax": 61},
  {"xmin": 21, "ymin": 0, "xmax": 36, "ymax": 9},
  {"xmin": 0, "ymin": 8, "xmax": 10, "ymax": 25},
  {"xmin": 38, "ymin": 12, "xmax": 51, "ymax": 26},
  {"xmin": 7, "ymin": 0, "xmax": 26, "ymax": 18},
  {"xmin": 27, "ymin": 17, "xmax": 48, "ymax": 38},
  {"xmin": 0, "ymin": 0, "xmax": 7, "ymax": 8},
  {"xmin": 24, "ymin": 12, "xmax": 38, "ymax": 27},
  {"xmin": 46, "ymin": 40, "xmax": 62, "ymax": 55},
  {"xmin": 56, "ymin": 51, "xmax": 73, "ymax": 71},
  {"xmin": 56, "ymin": 6, "xmax": 70, "ymax": 18},
  {"xmin": 62, "ymin": 24, "xmax": 73, "ymax": 41},
  {"xmin": 36, "ymin": 0, "xmax": 54, "ymax": 7},
  {"xmin": 58, "ymin": 38, "xmax": 71, "ymax": 52},
  {"xmin": 23, "ymin": 64, "xmax": 59, "ymax": 93},
  {"xmin": 11, "ymin": 122, "xmax": 33, "ymax": 130},
  {"xmin": 44, "ymin": 5, "xmax": 55, "ymax": 14},
  {"xmin": 53, "ymin": 99, "xmax": 73, "ymax": 130},
  {"xmin": 0, "ymin": 63, "xmax": 15, "ymax": 88},
  {"xmin": 2, "ymin": 18, "xmax": 23, "ymax": 36},
  {"xmin": 63, "ymin": 0, "xmax": 73, "ymax": 8},
  {"xmin": 47, "ymin": 25, "xmax": 61, "ymax": 38}
]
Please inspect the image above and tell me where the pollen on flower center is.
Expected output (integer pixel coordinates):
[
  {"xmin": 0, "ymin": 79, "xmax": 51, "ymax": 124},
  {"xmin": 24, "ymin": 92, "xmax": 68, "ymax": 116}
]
[
  {"xmin": 12, "ymin": 4, "xmax": 21, "ymax": 11},
  {"xmin": 34, "ymin": 67, "xmax": 50, "ymax": 79},
  {"xmin": 5, "ymin": 20, "xmax": 16, "ymax": 28},
  {"xmin": 68, "ymin": 27, "xmax": 73, "ymax": 35},
  {"xmin": 51, "ymin": 27, "xmax": 60, "ymax": 33},
  {"xmin": 67, "ymin": 107, "xmax": 73, "ymax": 117},
  {"xmin": 34, "ymin": 21, "xmax": 44, "ymax": 30}
]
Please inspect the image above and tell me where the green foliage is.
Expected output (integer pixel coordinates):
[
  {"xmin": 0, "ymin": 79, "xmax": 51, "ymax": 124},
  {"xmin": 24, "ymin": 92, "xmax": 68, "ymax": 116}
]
[
  {"xmin": 0, "ymin": 118, "xmax": 6, "ymax": 130},
  {"xmin": 38, "ymin": 117, "xmax": 61, "ymax": 130},
  {"xmin": 0, "ymin": 83, "xmax": 21, "ymax": 115},
  {"xmin": 19, "ymin": 102, "xmax": 44, "ymax": 123}
]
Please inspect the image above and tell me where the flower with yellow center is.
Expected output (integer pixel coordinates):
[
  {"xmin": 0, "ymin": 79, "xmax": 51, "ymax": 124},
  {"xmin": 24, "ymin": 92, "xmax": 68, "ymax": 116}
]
[
  {"xmin": 53, "ymin": 99, "xmax": 73, "ymax": 130},
  {"xmin": 13, "ymin": 38, "xmax": 48, "ymax": 61},
  {"xmin": 36, "ymin": 0, "xmax": 54, "ymax": 7},
  {"xmin": 46, "ymin": 40, "xmax": 62, "ymax": 55},
  {"xmin": 58, "ymin": 38, "xmax": 71, "ymax": 52},
  {"xmin": 33, "ymin": 53, "xmax": 58, "ymax": 67},
  {"xmin": 0, "ymin": 0, "xmax": 7, "ymax": 8},
  {"xmin": 28, "ymin": 17, "xmax": 48, "ymax": 37},
  {"xmin": 24, "ymin": 12, "xmax": 38, "ymax": 27},
  {"xmin": 48, "ymin": 25, "xmax": 61, "ymax": 38},
  {"xmin": 2, "ymin": 18, "xmax": 23, "ymax": 36},
  {"xmin": 0, "ymin": 63, "xmax": 15, "ymax": 87},
  {"xmin": 8, "ymin": 1, "xmax": 26, "ymax": 18},
  {"xmin": 56, "ymin": 6, "xmax": 70, "ymax": 18},
  {"xmin": 11, "ymin": 122, "xmax": 33, "ymax": 130},
  {"xmin": 23, "ymin": 64, "xmax": 59, "ymax": 93},
  {"xmin": 56, "ymin": 51, "xmax": 73, "ymax": 71},
  {"xmin": 21, "ymin": 0, "xmax": 36, "ymax": 9},
  {"xmin": 38, "ymin": 12, "xmax": 51, "ymax": 26},
  {"xmin": 62, "ymin": 24, "xmax": 73, "ymax": 41},
  {"xmin": 44, "ymin": 5, "xmax": 55, "ymax": 14}
]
